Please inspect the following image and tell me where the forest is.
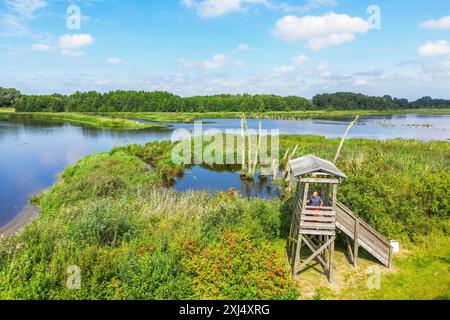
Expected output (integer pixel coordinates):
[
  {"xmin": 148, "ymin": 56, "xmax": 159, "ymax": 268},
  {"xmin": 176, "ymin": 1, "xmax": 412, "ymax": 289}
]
[{"xmin": 1, "ymin": 87, "xmax": 450, "ymax": 113}]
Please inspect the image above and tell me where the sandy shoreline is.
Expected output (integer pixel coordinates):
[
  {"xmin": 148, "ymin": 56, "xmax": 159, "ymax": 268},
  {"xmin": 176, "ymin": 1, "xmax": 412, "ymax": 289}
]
[{"xmin": 0, "ymin": 204, "xmax": 40, "ymax": 237}]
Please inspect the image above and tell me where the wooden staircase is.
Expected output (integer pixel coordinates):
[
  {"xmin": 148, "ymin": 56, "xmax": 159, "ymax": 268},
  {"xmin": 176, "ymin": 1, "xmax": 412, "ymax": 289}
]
[
  {"xmin": 336, "ymin": 202, "xmax": 393, "ymax": 268},
  {"xmin": 287, "ymin": 156, "xmax": 393, "ymax": 282}
]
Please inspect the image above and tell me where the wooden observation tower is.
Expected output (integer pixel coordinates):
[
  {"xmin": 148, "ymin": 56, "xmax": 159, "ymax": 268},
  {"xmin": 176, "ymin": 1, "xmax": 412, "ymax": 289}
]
[
  {"xmin": 288, "ymin": 155, "xmax": 347, "ymax": 283},
  {"xmin": 288, "ymin": 155, "xmax": 393, "ymax": 283}
]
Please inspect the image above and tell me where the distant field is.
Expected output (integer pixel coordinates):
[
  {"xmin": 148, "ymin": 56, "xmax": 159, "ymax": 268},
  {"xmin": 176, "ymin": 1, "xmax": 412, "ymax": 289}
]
[
  {"xmin": 1, "ymin": 109, "xmax": 449, "ymax": 128},
  {"xmin": 96, "ymin": 108, "xmax": 450, "ymax": 123}
]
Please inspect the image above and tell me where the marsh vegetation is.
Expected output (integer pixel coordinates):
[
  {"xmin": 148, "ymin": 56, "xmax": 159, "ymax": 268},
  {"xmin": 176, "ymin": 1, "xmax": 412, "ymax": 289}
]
[{"xmin": 0, "ymin": 136, "xmax": 448, "ymax": 299}]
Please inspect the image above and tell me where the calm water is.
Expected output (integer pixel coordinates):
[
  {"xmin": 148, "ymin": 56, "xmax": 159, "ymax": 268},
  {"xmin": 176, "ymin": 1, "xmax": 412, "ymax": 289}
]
[
  {"xmin": 168, "ymin": 114, "xmax": 450, "ymax": 141},
  {"xmin": 0, "ymin": 114, "xmax": 449, "ymax": 227},
  {"xmin": 174, "ymin": 166, "xmax": 278, "ymax": 199}
]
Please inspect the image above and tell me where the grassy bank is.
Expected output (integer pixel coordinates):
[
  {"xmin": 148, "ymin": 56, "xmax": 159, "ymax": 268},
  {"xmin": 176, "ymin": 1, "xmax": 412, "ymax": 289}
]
[
  {"xmin": 0, "ymin": 136, "xmax": 448, "ymax": 299},
  {"xmin": 97, "ymin": 109, "xmax": 450, "ymax": 123},
  {"xmin": 0, "ymin": 112, "xmax": 166, "ymax": 130},
  {"xmin": 2, "ymin": 109, "xmax": 449, "ymax": 127}
]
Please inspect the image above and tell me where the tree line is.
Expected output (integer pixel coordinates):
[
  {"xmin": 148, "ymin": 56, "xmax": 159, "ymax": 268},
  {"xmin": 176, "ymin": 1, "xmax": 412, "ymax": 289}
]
[
  {"xmin": 1, "ymin": 87, "xmax": 449, "ymax": 112},
  {"xmin": 0, "ymin": 87, "xmax": 21, "ymax": 108}
]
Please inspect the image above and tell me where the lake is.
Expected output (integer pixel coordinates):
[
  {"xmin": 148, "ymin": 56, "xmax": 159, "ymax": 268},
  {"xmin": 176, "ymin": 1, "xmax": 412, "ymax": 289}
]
[{"xmin": 1, "ymin": 114, "xmax": 449, "ymax": 229}]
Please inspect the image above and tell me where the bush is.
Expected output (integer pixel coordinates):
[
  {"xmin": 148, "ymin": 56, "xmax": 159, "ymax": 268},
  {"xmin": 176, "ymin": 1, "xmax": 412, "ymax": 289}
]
[
  {"xmin": 65, "ymin": 199, "xmax": 142, "ymax": 247},
  {"xmin": 199, "ymin": 196, "xmax": 281, "ymax": 242},
  {"xmin": 184, "ymin": 230, "xmax": 299, "ymax": 300}
]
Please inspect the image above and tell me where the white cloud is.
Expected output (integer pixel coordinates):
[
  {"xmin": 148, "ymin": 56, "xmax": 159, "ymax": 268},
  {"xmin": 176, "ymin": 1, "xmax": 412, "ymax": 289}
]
[
  {"xmin": 59, "ymin": 34, "xmax": 94, "ymax": 49},
  {"xmin": 307, "ymin": 33, "xmax": 355, "ymax": 51},
  {"xmin": 60, "ymin": 49, "xmax": 84, "ymax": 58},
  {"xmin": 106, "ymin": 57, "xmax": 121, "ymax": 65},
  {"xmin": 182, "ymin": 0, "xmax": 337, "ymax": 18},
  {"xmin": 6, "ymin": 59, "xmax": 450, "ymax": 100},
  {"xmin": 418, "ymin": 40, "xmax": 450, "ymax": 56},
  {"xmin": 292, "ymin": 54, "xmax": 308, "ymax": 64},
  {"xmin": 1, "ymin": 0, "xmax": 47, "ymax": 37},
  {"xmin": 180, "ymin": 54, "xmax": 228, "ymax": 70},
  {"xmin": 5, "ymin": 0, "xmax": 47, "ymax": 18},
  {"xmin": 292, "ymin": 0, "xmax": 337, "ymax": 12},
  {"xmin": 354, "ymin": 79, "xmax": 368, "ymax": 86},
  {"xmin": 419, "ymin": 16, "xmax": 450, "ymax": 30},
  {"xmin": 316, "ymin": 61, "xmax": 331, "ymax": 77},
  {"xmin": 272, "ymin": 12, "xmax": 369, "ymax": 50},
  {"xmin": 31, "ymin": 43, "xmax": 52, "ymax": 52},
  {"xmin": 183, "ymin": 0, "xmax": 245, "ymax": 18},
  {"xmin": 0, "ymin": 14, "xmax": 28, "ymax": 36},
  {"xmin": 237, "ymin": 43, "xmax": 251, "ymax": 51},
  {"xmin": 273, "ymin": 65, "xmax": 294, "ymax": 73},
  {"xmin": 202, "ymin": 54, "xmax": 227, "ymax": 69},
  {"xmin": 94, "ymin": 79, "xmax": 112, "ymax": 86},
  {"xmin": 233, "ymin": 59, "xmax": 246, "ymax": 67},
  {"xmin": 58, "ymin": 34, "xmax": 94, "ymax": 58}
]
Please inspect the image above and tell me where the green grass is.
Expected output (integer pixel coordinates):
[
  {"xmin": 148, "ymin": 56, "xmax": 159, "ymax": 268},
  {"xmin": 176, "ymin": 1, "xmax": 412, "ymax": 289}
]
[
  {"xmin": 365, "ymin": 237, "xmax": 449, "ymax": 300},
  {"xmin": 3, "ymin": 109, "xmax": 449, "ymax": 127},
  {"xmin": 328, "ymin": 233, "xmax": 450, "ymax": 300},
  {"xmin": 0, "ymin": 137, "xmax": 448, "ymax": 300},
  {"xmin": 93, "ymin": 109, "xmax": 450, "ymax": 123},
  {"xmin": 294, "ymin": 232, "xmax": 450, "ymax": 300},
  {"xmin": 0, "ymin": 112, "xmax": 166, "ymax": 130}
]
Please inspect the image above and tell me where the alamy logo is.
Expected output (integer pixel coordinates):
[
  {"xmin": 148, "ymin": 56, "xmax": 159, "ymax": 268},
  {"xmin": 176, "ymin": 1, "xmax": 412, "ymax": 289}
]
[
  {"xmin": 67, "ymin": 5, "xmax": 81, "ymax": 30},
  {"xmin": 367, "ymin": 5, "xmax": 382, "ymax": 30},
  {"xmin": 366, "ymin": 265, "xmax": 381, "ymax": 290},
  {"xmin": 66, "ymin": 265, "xmax": 81, "ymax": 290},
  {"xmin": 170, "ymin": 122, "xmax": 280, "ymax": 173}
]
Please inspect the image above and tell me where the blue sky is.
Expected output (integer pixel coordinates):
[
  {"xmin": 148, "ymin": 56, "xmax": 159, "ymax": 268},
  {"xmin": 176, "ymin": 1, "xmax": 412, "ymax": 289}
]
[{"xmin": 1, "ymin": 0, "xmax": 450, "ymax": 99}]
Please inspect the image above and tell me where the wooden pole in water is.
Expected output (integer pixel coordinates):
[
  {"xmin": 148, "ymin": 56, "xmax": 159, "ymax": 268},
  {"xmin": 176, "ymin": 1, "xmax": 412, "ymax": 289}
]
[
  {"xmin": 252, "ymin": 120, "xmax": 263, "ymax": 175},
  {"xmin": 244, "ymin": 116, "xmax": 252, "ymax": 177},
  {"xmin": 272, "ymin": 158, "xmax": 278, "ymax": 178},
  {"xmin": 333, "ymin": 115, "xmax": 359, "ymax": 164},
  {"xmin": 241, "ymin": 115, "xmax": 246, "ymax": 174}
]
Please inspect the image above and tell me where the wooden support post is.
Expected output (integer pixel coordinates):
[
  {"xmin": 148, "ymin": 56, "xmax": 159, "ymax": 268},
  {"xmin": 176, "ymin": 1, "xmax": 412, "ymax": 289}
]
[
  {"xmin": 290, "ymin": 221, "xmax": 298, "ymax": 265},
  {"xmin": 293, "ymin": 234, "xmax": 302, "ymax": 274},
  {"xmin": 329, "ymin": 237, "xmax": 335, "ymax": 283},
  {"xmin": 322, "ymin": 236, "xmax": 327, "ymax": 262},
  {"xmin": 289, "ymin": 184, "xmax": 300, "ymax": 263},
  {"xmin": 353, "ymin": 220, "xmax": 360, "ymax": 268},
  {"xmin": 346, "ymin": 236, "xmax": 355, "ymax": 264},
  {"xmin": 302, "ymin": 183, "xmax": 309, "ymax": 211},
  {"xmin": 299, "ymin": 237, "xmax": 335, "ymax": 271},
  {"xmin": 303, "ymin": 236, "xmax": 329, "ymax": 271},
  {"xmin": 388, "ymin": 244, "xmax": 393, "ymax": 269}
]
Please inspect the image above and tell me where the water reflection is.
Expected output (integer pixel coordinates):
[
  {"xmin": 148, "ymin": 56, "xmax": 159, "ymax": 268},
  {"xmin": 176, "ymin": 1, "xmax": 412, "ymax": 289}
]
[
  {"xmin": 173, "ymin": 165, "xmax": 279, "ymax": 199},
  {"xmin": 0, "ymin": 122, "xmax": 171, "ymax": 226},
  {"xmin": 163, "ymin": 114, "xmax": 450, "ymax": 141}
]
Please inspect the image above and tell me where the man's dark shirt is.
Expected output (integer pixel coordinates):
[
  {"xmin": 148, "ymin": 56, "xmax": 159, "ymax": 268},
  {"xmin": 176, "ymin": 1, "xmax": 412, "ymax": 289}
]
[{"xmin": 309, "ymin": 196, "xmax": 323, "ymax": 207}]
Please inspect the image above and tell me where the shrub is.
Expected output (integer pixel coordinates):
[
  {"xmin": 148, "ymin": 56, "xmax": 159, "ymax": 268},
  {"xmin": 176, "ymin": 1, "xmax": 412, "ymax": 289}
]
[
  {"xmin": 65, "ymin": 199, "xmax": 142, "ymax": 247},
  {"xmin": 184, "ymin": 230, "xmax": 299, "ymax": 300}
]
